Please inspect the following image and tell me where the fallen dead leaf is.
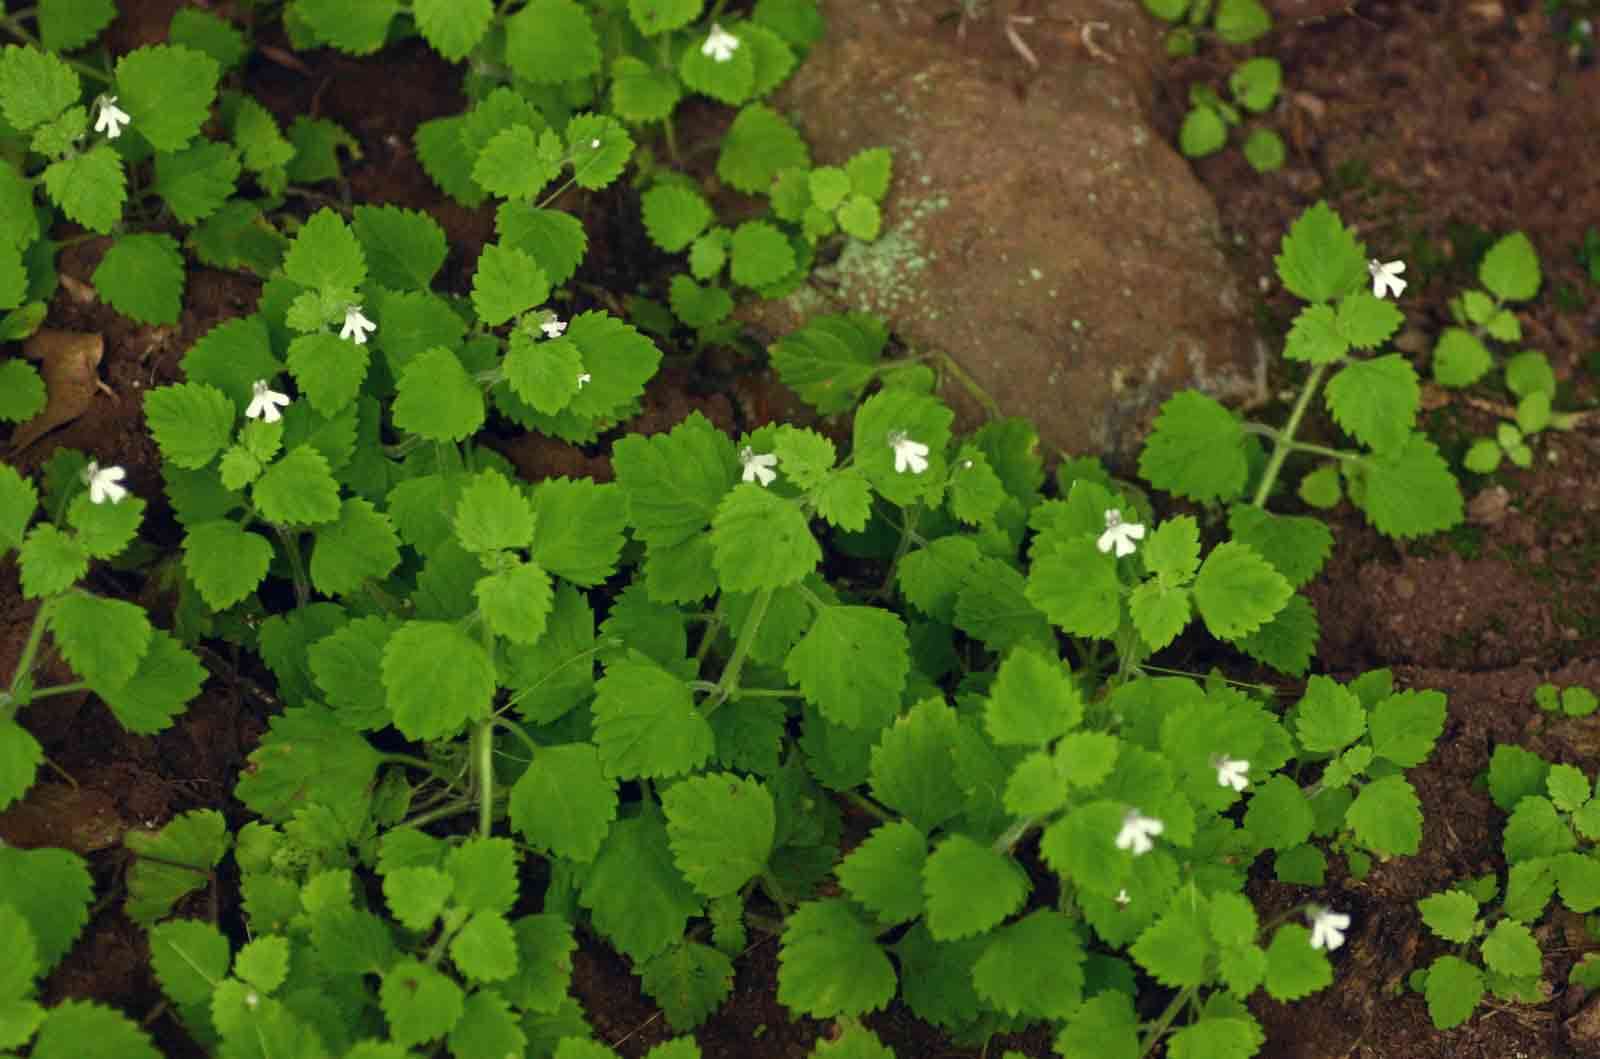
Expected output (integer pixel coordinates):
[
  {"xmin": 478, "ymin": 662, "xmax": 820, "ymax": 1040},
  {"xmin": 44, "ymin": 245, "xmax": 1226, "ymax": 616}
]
[{"xmin": 7, "ymin": 329, "xmax": 109, "ymax": 454}]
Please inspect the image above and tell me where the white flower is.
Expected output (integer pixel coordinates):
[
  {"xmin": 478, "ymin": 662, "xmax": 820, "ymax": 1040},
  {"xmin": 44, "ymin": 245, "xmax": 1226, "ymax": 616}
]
[
  {"xmin": 246, "ymin": 379, "xmax": 291, "ymax": 423},
  {"xmin": 740, "ymin": 446, "xmax": 778, "ymax": 487},
  {"xmin": 340, "ymin": 305, "xmax": 376, "ymax": 344},
  {"xmin": 83, "ymin": 461, "xmax": 128, "ymax": 505},
  {"xmin": 1308, "ymin": 905, "xmax": 1351, "ymax": 952},
  {"xmin": 1367, "ymin": 258, "xmax": 1407, "ymax": 299},
  {"xmin": 702, "ymin": 22, "xmax": 740, "ymax": 62},
  {"xmin": 576, "ymin": 372, "xmax": 591, "ymax": 389},
  {"xmin": 888, "ymin": 430, "xmax": 929, "ymax": 475},
  {"xmin": 1115, "ymin": 809, "xmax": 1164, "ymax": 856},
  {"xmin": 540, "ymin": 315, "xmax": 567, "ymax": 339},
  {"xmin": 1213, "ymin": 755, "xmax": 1250, "ymax": 792},
  {"xmin": 589, "ymin": 138, "xmax": 601, "ymax": 149},
  {"xmin": 1114, "ymin": 889, "xmax": 1131, "ymax": 907},
  {"xmin": 1097, "ymin": 509, "xmax": 1146, "ymax": 558},
  {"xmin": 94, "ymin": 95, "xmax": 130, "ymax": 140}
]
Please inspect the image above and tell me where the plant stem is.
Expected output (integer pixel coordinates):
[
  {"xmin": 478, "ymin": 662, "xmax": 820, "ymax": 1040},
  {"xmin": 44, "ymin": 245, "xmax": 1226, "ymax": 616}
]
[
  {"xmin": 271, "ymin": 525, "xmax": 311, "ymax": 608},
  {"xmin": 839, "ymin": 790, "xmax": 893, "ymax": 822},
  {"xmin": 706, "ymin": 587, "xmax": 772, "ymax": 713},
  {"xmin": 879, "ymin": 504, "xmax": 920, "ymax": 595},
  {"xmin": 473, "ymin": 718, "xmax": 495, "ymax": 838},
  {"xmin": 1240, "ymin": 422, "xmax": 1352, "ymax": 463},
  {"xmin": 1137, "ymin": 985, "xmax": 1197, "ymax": 1058},
  {"xmin": 2, "ymin": 597, "xmax": 56, "ymax": 720},
  {"xmin": 991, "ymin": 815, "xmax": 1039, "ymax": 855},
  {"xmin": 1250, "ymin": 362, "xmax": 1330, "ymax": 508}
]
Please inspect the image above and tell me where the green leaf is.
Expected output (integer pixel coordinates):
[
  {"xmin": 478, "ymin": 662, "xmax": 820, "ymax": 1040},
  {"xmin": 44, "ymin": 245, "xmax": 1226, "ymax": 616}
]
[
  {"xmin": 352, "ymin": 204, "xmax": 447, "ymax": 291},
  {"xmin": 985, "ymin": 646, "xmax": 1082, "ymax": 747},
  {"xmin": 1505, "ymin": 798, "xmax": 1574, "ymax": 864},
  {"xmin": 115, "ymin": 45, "xmax": 219, "ymax": 151},
  {"xmin": 1178, "ymin": 106, "xmax": 1226, "ymax": 157},
  {"xmin": 19, "ymin": 524, "xmax": 85, "ymax": 598},
  {"xmin": 717, "ymin": 103, "xmax": 808, "ymax": 194},
  {"xmin": 566, "ymin": 114, "xmax": 633, "ymax": 191},
  {"xmin": 710, "ymin": 485, "xmax": 819, "ymax": 593},
  {"xmin": 974, "ymin": 911, "xmax": 1085, "ymax": 1018},
  {"xmin": 786, "ymin": 605, "xmax": 908, "ymax": 729},
  {"xmin": 0, "ymin": 462, "xmax": 38, "ymax": 555},
  {"xmin": 593, "ymin": 655, "xmax": 714, "ymax": 779},
  {"xmin": 1356, "ymin": 433, "xmax": 1463, "ymax": 539},
  {"xmin": 393, "ymin": 346, "xmax": 485, "ymax": 442},
  {"xmin": 1346, "ymin": 775, "xmax": 1422, "ymax": 857},
  {"xmin": 769, "ymin": 312, "xmax": 886, "ymax": 415},
  {"xmin": 476, "ymin": 560, "xmax": 553, "ymax": 644},
  {"xmin": 308, "ymin": 615, "xmax": 392, "ymax": 728},
  {"xmin": 1325, "ymin": 354, "xmax": 1418, "ymax": 453},
  {"xmin": 680, "ymin": 23, "xmax": 756, "ymax": 104},
  {"xmin": 1132, "ymin": 900, "xmax": 1209, "ymax": 987},
  {"xmin": 125, "ymin": 810, "xmax": 229, "ymax": 925},
  {"xmin": 49, "ymin": 592, "xmax": 151, "ymax": 690},
  {"xmin": 1505, "ymin": 351, "xmax": 1557, "ymax": 399},
  {"xmin": 413, "ymin": 0, "xmax": 493, "ymax": 60},
  {"xmin": 168, "ymin": 8, "xmax": 247, "ymax": 70},
  {"xmin": 504, "ymin": 0, "xmax": 600, "ymax": 83},
  {"xmin": 1282, "ymin": 304, "xmax": 1346, "ymax": 364},
  {"xmin": 1263, "ymin": 924, "xmax": 1331, "ymax": 1001},
  {"xmin": 283, "ymin": 208, "xmax": 366, "ymax": 292},
  {"xmin": 1488, "ymin": 744, "xmax": 1550, "ymax": 812},
  {"xmin": 669, "ymin": 274, "xmax": 734, "ymax": 329},
  {"xmin": 663, "ymin": 773, "xmax": 775, "ymax": 898},
  {"xmin": 1294, "ymin": 676, "xmax": 1366, "ymax": 754},
  {"xmin": 297, "ymin": 0, "xmax": 399, "ymax": 53},
  {"xmin": 1432, "ymin": 328, "xmax": 1493, "ymax": 387},
  {"xmin": 641, "ymin": 184, "xmax": 712, "ymax": 253},
  {"xmin": 311, "ymin": 498, "xmax": 400, "ymax": 596},
  {"xmin": 868, "ymin": 698, "xmax": 968, "ymax": 834},
  {"xmin": 1481, "ymin": 918, "xmax": 1541, "ymax": 978},
  {"xmin": 729, "ymin": 220, "xmax": 795, "ymax": 288},
  {"xmin": 234, "ymin": 705, "xmax": 381, "ymax": 825},
  {"xmin": 778, "ymin": 900, "xmax": 896, "ymax": 1018},
  {"xmin": 523, "ymin": 478, "xmax": 624, "ymax": 587},
  {"xmin": 30, "ymin": 1001, "xmax": 160, "ymax": 1059},
  {"xmin": 1334, "ymin": 289, "xmax": 1403, "ymax": 349},
  {"xmin": 579, "ymin": 813, "xmax": 700, "ymax": 961},
  {"xmin": 379, "ymin": 959, "xmax": 464, "ymax": 1048},
  {"xmin": 1138, "ymin": 391, "xmax": 1249, "ymax": 502},
  {"xmin": 234, "ymin": 935, "xmax": 290, "ymax": 993},
  {"xmin": 149, "ymin": 919, "xmax": 231, "ymax": 1013},
  {"xmin": 639, "ymin": 943, "xmax": 732, "ymax": 1032},
  {"xmin": 612, "ymin": 417, "xmax": 735, "ymax": 544},
  {"xmin": 504, "ymin": 330, "xmax": 583, "ymax": 415},
  {"xmin": 471, "ymin": 242, "xmax": 550, "ymax": 327},
  {"xmin": 254, "ymin": 446, "xmax": 341, "ymax": 525},
  {"xmin": 1368, "ymin": 689, "xmax": 1446, "ymax": 768},
  {"xmin": 182, "ymin": 520, "xmax": 271, "ymax": 609},
  {"xmin": 629, "ymin": 0, "xmax": 702, "ymax": 34},
  {"xmin": 1192, "ymin": 541, "xmax": 1291, "ymax": 640},
  {"xmin": 1418, "ymin": 890, "xmax": 1480, "ymax": 943},
  {"xmin": 1243, "ymin": 775, "xmax": 1315, "ymax": 851},
  {"xmin": 0, "ymin": 719, "xmax": 43, "ymax": 812},
  {"xmin": 1424, "ymin": 955, "xmax": 1484, "ymax": 1029},
  {"xmin": 1023, "ymin": 536, "xmax": 1121, "ymax": 639},
  {"xmin": 836, "ymin": 820, "xmax": 926, "ymax": 925},
  {"xmin": 1554, "ymin": 852, "xmax": 1600, "ymax": 913},
  {"xmin": 610, "ymin": 54, "xmax": 683, "ymax": 123},
  {"xmin": 923, "ymin": 834, "xmax": 1028, "ymax": 940},
  {"xmin": 0, "ymin": 45, "xmax": 79, "ymax": 131},
  {"xmin": 473, "ymin": 124, "xmax": 563, "ymax": 202},
  {"xmin": 0, "ymin": 845, "xmax": 92, "ymax": 972},
  {"xmin": 145, "ymin": 382, "xmax": 238, "ymax": 470},
  {"xmin": 454, "ymin": 469, "xmax": 534, "ymax": 554},
  {"xmin": 40, "ymin": 146, "xmax": 121, "ymax": 234},
  {"xmin": 383, "ymin": 621, "xmax": 496, "ymax": 740},
  {"xmin": 1215, "ymin": 0, "xmax": 1270, "ymax": 41},
  {"xmin": 90, "ymin": 234, "xmax": 185, "ymax": 326},
  {"xmin": 1274, "ymin": 201, "xmax": 1366, "ymax": 304},
  {"xmin": 1479, "ymin": 231, "xmax": 1541, "ymax": 302},
  {"xmin": 510, "ymin": 744, "xmax": 616, "ymax": 864},
  {"xmin": 1228, "ymin": 56, "xmax": 1281, "ymax": 110},
  {"xmin": 153, "ymin": 141, "xmax": 241, "ymax": 225},
  {"xmin": 100, "ymin": 629, "xmax": 203, "ymax": 734}
]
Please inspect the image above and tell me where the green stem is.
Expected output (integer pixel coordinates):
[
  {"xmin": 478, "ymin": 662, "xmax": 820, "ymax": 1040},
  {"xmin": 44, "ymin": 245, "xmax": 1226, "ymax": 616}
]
[
  {"xmin": 375, "ymin": 752, "xmax": 457, "ymax": 787},
  {"xmin": 493, "ymin": 716, "xmax": 542, "ymax": 760},
  {"xmin": 3, "ymin": 597, "xmax": 56, "ymax": 719},
  {"xmin": 706, "ymin": 587, "xmax": 772, "ymax": 712},
  {"xmin": 26, "ymin": 681, "xmax": 88, "ymax": 702},
  {"xmin": 397, "ymin": 797, "xmax": 478, "ymax": 832},
  {"xmin": 1240, "ymin": 422, "xmax": 1353, "ymax": 463},
  {"xmin": 473, "ymin": 718, "xmax": 495, "ymax": 838},
  {"xmin": 1250, "ymin": 361, "xmax": 1331, "ymax": 508},
  {"xmin": 1137, "ymin": 985, "xmax": 1198, "ymax": 1058},
  {"xmin": 879, "ymin": 505, "xmax": 920, "ymax": 595},
  {"xmin": 728, "ymin": 686, "xmax": 804, "ymax": 700},
  {"xmin": 991, "ymin": 815, "xmax": 1039, "ymax": 855},
  {"xmin": 271, "ymin": 525, "xmax": 312, "ymax": 608},
  {"xmin": 694, "ymin": 596, "xmax": 726, "ymax": 666},
  {"xmin": 839, "ymin": 790, "xmax": 892, "ymax": 823}
]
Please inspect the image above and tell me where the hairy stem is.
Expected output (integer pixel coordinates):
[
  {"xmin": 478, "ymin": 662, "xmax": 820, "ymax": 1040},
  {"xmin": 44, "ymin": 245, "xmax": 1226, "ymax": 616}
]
[
  {"xmin": 1250, "ymin": 362, "xmax": 1330, "ymax": 508},
  {"xmin": 706, "ymin": 587, "xmax": 772, "ymax": 713}
]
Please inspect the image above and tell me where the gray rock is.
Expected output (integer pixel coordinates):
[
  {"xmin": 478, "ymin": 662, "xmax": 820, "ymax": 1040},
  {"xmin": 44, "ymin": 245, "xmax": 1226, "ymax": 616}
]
[{"xmin": 744, "ymin": 0, "xmax": 1266, "ymax": 462}]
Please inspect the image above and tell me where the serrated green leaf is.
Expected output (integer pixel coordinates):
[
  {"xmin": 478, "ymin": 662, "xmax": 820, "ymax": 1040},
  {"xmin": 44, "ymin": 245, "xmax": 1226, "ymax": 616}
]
[
  {"xmin": 283, "ymin": 208, "xmax": 366, "ymax": 292},
  {"xmin": 153, "ymin": 141, "xmax": 241, "ymax": 225},
  {"xmin": 413, "ymin": 0, "xmax": 493, "ymax": 61},
  {"xmin": 149, "ymin": 918, "xmax": 230, "ymax": 1015},
  {"xmin": 1263, "ymin": 923, "xmax": 1331, "ymax": 1001},
  {"xmin": 308, "ymin": 615, "xmax": 392, "ymax": 728},
  {"xmin": 254, "ymin": 446, "xmax": 341, "ymax": 525},
  {"xmin": 640, "ymin": 943, "xmax": 732, "ymax": 1033},
  {"xmin": 311, "ymin": 498, "xmax": 400, "ymax": 596},
  {"xmin": 1325, "ymin": 354, "xmax": 1418, "ymax": 453},
  {"xmin": 379, "ymin": 959, "xmax": 463, "ymax": 1048},
  {"xmin": 0, "ymin": 462, "xmax": 38, "ymax": 555},
  {"xmin": 509, "ymin": 744, "xmax": 615, "ymax": 863},
  {"xmin": 1368, "ymin": 689, "xmax": 1445, "ymax": 768},
  {"xmin": 1192, "ymin": 541, "xmax": 1291, "ymax": 640},
  {"xmin": 1138, "ymin": 390, "xmax": 1249, "ymax": 502},
  {"xmin": 729, "ymin": 220, "xmax": 795, "ymax": 288},
  {"xmin": 717, "ymin": 103, "xmax": 808, "ymax": 194},
  {"xmin": 234, "ymin": 704, "xmax": 382, "ymax": 825},
  {"xmin": 1479, "ymin": 231, "xmax": 1540, "ymax": 302},
  {"xmin": 566, "ymin": 113, "xmax": 633, "ymax": 191},
  {"xmin": 473, "ymin": 124, "xmax": 563, "ymax": 202},
  {"xmin": 505, "ymin": 0, "xmax": 600, "ymax": 83},
  {"xmin": 1489, "ymin": 744, "xmax": 1550, "ymax": 812},
  {"xmin": 663, "ymin": 772, "xmax": 775, "ymax": 898},
  {"xmin": 1275, "ymin": 201, "xmax": 1366, "ymax": 303},
  {"xmin": 1243, "ymin": 774, "xmax": 1315, "ymax": 851},
  {"xmin": 786, "ymin": 605, "xmax": 908, "ymax": 729},
  {"xmin": 49, "ymin": 592, "xmax": 150, "ymax": 690},
  {"xmin": 181, "ymin": 520, "xmax": 271, "ymax": 609},
  {"xmin": 476, "ymin": 560, "xmax": 553, "ymax": 644},
  {"xmin": 0, "ymin": 45, "xmax": 79, "ymax": 131},
  {"xmin": 1282, "ymin": 303, "xmax": 1347, "ymax": 364},
  {"xmin": 611, "ymin": 53, "xmax": 683, "ymax": 123},
  {"xmin": 985, "ymin": 646, "xmax": 1082, "ymax": 747},
  {"xmin": 971, "ymin": 910, "xmax": 1086, "ymax": 1020},
  {"xmin": 30, "ymin": 1000, "xmax": 161, "ymax": 1059},
  {"xmin": 471, "ymin": 241, "xmax": 550, "ymax": 326},
  {"xmin": 383, "ymin": 621, "xmax": 495, "ymax": 740},
  {"xmin": 778, "ymin": 900, "xmax": 896, "ymax": 1018},
  {"xmin": 1432, "ymin": 328, "xmax": 1493, "ymax": 387},
  {"xmin": 19, "ymin": 524, "xmax": 85, "ymax": 598},
  {"xmin": 769, "ymin": 312, "xmax": 885, "ymax": 415},
  {"xmin": 593, "ymin": 655, "xmax": 714, "ymax": 779},
  {"xmin": 124, "ymin": 810, "xmax": 229, "ymax": 925},
  {"xmin": 115, "ymin": 45, "xmax": 218, "ymax": 151},
  {"xmin": 1023, "ymin": 536, "xmax": 1122, "ymax": 638},
  {"xmin": 1418, "ymin": 890, "xmax": 1480, "ymax": 943},
  {"xmin": 90, "ymin": 232, "xmax": 186, "ymax": 326},
  {"xmin": 352, "ymin": 204, "xmax": 447, "ymax": 291},
  {"xmin": 0, "ymin": 719, "xmax": 44, "ymax": 812},
  {"xmin": 642, "ymin": 184, "xmax": 712, "ymax": 253},
  {"xmin": 99, "ymin": 629, "xmax": 203, "ymax": 734},
  {"xmin": 452, "ymin": 469, "xmax": 533, "ymax": 554},
  {"xmin": 922, "ymin": 834, "xmax": 1028, "ymax": 940},
  {"xmin": 711, "ymin": 485, "xmax": 819, "ymax": 593},
  {"xmin": 836, "ymin": 820, "xmax": 926, "ymax": 925},
  {"xmin": 1335, "ymin": 290, "xmax": 1403, "ymax": 349},
  {"xmin": 579, "ymin": 813, "xmax": 699, "ymax": 961},
  {"xmin": 1481, "ymin": 918, "xmax": 1541, "ymax": 978},
  {"xmin": 1356, "ymin": 433, "xmax": 1463, "ymax": 539},
  {"xmin": 1424, "ymin": 955, "xmax": 1484, "ymax": 1029},
  {"xmin": 42, "ymin": 145, "xmax": 125, "ymax": 234},
  {"xmin": 869, "ymin": 699, "xmax": 969, "ymax": 834},
  {"xmin": 1347, "ymin": 775, "xmax": 1422, "ymax": 857},
  {"xmin": 393, "ymin": 345, "xmax": 485, "ymax": 442}
]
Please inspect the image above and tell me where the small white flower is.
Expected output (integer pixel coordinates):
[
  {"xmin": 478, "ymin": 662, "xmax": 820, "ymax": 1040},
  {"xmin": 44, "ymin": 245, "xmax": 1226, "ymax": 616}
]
[
  {"xmin": 340, "ymin": 305, "xmax": 376, "ymax": 344},
  {"xmin": 702, "ymin": 22, "xmax": 740, "ymax": 62},
  {"xmin": 887, "ymin": 430, "xmax": 930, "ymax": 475},
  {"xmin": 740, "ymin": 446, "xmax": 778, "ymax": 487},
  {"xmin": 540, "ymin": 315, "xmax": 567, "ymax": 339},
  {"xmin": 1114, "ymin": 889, "xmax": 1131, "ymax": 907},
  {"xmin": 93, "ymin": 95, "xmax": 130, "ymax": 140},
  {"xmin": 1097, "ymin": 509, "xmax": 1146, "ymax": 558},
  {"xmin": 576, "ymin": 372, "xmax": 591, "ymax": 389},
  {"xmin": 1308, "ymin": 905, "xmax": 1351, "ymax": 952},
  {"xmin": 84, "ymin": 461, "xmax": 128, "ymax": 505},
  {"xmin": 1115, "ymin": 809, "xmax": 1164, "ymax": 856},
  {"xmin": 1367, "ymin": 258, "xmax": 1407, "ymax": 299},
  {"xmin": 244, "ymin": 990, "xmax": 260, "ymax": 1010},
  {"xmin": 1213, "ymin": 755, "xmax": 1250, "ymax": 792},
  {"xmin": 246, "ymin": 379, "xmax": 291, "ymax": 423},
  {"xmin": 589, "ymin": 138, "xmax": 601, "ymax": 149}
]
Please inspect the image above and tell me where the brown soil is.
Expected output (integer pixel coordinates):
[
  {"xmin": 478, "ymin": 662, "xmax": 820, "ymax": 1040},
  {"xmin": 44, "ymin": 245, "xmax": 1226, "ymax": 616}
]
[{"xmin": 3, "ymin": 0, "xmax": 1599, "ymax": 1056}]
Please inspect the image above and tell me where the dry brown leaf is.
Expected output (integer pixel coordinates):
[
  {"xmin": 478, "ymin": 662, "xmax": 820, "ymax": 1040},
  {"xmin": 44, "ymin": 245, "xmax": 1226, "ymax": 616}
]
[{"xmin": 7, "ymin": 329, "xmax": 107, "ymax": 454}]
